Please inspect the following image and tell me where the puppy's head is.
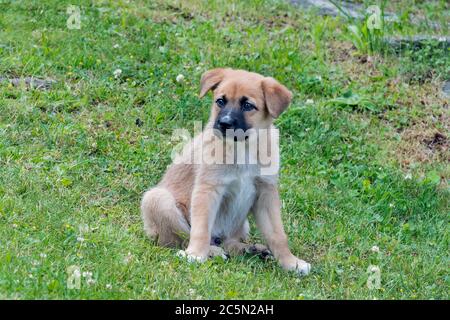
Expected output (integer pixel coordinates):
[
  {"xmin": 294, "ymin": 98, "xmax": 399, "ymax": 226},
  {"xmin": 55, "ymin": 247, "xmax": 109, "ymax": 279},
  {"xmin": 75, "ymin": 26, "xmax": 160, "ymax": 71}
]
[{"xmin": 199, "ymin": 68, "xmax": 292, "ymax": 139}]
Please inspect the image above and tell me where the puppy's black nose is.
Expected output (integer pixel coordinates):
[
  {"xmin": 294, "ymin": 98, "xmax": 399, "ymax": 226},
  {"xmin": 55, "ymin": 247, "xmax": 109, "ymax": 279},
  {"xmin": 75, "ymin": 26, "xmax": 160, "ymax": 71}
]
[{"xmin": 218, "ymin": 116, "xmax": 236, "ymax": 130}]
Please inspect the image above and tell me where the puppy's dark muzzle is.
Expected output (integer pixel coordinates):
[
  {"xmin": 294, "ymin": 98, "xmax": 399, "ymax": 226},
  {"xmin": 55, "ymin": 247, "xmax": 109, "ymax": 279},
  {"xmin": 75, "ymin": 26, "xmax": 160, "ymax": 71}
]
[
  {"xmin": 214, "ymin": 109, "xmax": 249, "ymax": 140},
  {"xmin": 217, "ymin": 115, "xmax": 236, "ymax": 132}
]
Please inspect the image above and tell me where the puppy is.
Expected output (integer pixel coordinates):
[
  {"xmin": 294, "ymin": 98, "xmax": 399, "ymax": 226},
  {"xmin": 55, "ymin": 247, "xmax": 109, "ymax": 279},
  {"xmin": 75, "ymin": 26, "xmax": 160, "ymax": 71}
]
[{"xmin": 141, "ymin": 68, "xmax": 310, "ymax": 276}]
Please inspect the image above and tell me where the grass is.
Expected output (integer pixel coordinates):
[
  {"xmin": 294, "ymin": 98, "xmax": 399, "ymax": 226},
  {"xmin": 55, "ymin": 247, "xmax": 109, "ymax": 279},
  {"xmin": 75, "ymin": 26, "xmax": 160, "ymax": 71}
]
[{"xmin": 0, "ymin": 0, "xmax": 448, "ymax": 299}]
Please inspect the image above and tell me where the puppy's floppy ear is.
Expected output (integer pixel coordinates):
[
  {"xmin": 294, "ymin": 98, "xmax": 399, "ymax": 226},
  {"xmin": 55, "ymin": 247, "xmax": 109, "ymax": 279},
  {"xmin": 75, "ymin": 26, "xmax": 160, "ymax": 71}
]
[
  {"xmin": 261, "ymin": 77, "xmax": 292, "ymax": 118},
  {"xmin": 199, "ymin": 68, "xmax": 226, "ymax": 98}
]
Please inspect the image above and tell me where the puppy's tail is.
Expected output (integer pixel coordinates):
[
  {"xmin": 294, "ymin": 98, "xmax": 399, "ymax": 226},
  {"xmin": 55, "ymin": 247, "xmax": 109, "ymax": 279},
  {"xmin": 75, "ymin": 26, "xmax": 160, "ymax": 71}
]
[{"xmin": 141, "ymin": 187, "xmax": 190, "ymax": 247}]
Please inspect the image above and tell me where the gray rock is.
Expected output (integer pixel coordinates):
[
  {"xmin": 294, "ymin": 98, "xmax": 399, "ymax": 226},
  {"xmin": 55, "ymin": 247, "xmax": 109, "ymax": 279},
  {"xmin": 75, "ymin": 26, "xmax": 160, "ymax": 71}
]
[
  {"xmin": 290, "ymin": 0, "xmax": 445, "ymax": 28},
  {"xmin": 290, "ymin": 0, "xmax": 363, "ymax": 19},
  {"xmin": 290, "ymin": 0, "xmax": 398, "ymax": 22},
  {"xmin": 384, "ymin": 35, "xmax": 450, "ymax": 52},
  {"xmin": 0, "ymin": 76, "xmax": 56, "ymax": 90},
  {"xmin": 442, "ymin": 81, "xmax": 450, "ymax": 99}
]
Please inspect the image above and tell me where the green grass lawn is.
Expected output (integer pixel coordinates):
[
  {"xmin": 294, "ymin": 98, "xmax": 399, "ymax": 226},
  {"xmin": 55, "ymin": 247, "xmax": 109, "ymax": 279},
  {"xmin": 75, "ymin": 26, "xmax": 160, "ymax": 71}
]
[{"xmin": 0, "ymin": 0, "xmax": 448, "ymax": 299}]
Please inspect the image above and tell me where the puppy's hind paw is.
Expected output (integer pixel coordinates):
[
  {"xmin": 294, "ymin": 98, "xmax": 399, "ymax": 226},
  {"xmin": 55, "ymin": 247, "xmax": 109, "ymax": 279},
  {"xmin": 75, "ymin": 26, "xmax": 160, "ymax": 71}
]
[
  {"xmin": 245, "ymin": 244, "xmax": 273, "ymax": 260},
  {"xmin": 176, "ymin": 250, "xmax": 207, "ymax": 263},
  {"xmin": 208, "ymin": 245, "xmax": 229, "ymax": 260}
]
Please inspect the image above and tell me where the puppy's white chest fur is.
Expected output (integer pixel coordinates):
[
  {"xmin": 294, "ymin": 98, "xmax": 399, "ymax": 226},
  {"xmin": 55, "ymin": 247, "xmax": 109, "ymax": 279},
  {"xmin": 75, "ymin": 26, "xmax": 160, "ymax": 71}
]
[{"xmin": 212, "ymin": 166, "xmax": 258, "ymax": 238}]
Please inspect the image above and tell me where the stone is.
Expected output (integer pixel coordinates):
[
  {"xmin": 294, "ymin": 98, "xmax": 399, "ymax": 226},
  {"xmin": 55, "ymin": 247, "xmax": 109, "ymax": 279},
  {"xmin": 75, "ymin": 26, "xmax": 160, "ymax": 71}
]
[
  {"xmin": 290, "ymin": 0, "xmax": 398, "ymax": 22},
  {"xmin": 290, "ymin": 0, "xmax": 446, "ymax": 27},
  {"xmin": 442, "ymin": 81, "xmax": 450, "ymax": 99},
  {"xmin": 290, "ymin": 0, "xmax": 363, "ymax": 19},
  {"xmin": 0, "ymin": 76, "xmax": 55, "ymax": 90},
  {"xmin": 384, "ymin": 35, "xmax": 450, "ymax": 52}
]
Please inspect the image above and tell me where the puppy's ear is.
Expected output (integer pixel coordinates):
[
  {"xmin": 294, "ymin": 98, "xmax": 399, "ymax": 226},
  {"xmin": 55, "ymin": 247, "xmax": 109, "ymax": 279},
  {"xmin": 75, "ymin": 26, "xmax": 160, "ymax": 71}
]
[
  {"xmin": 199, "ymin": 68, "xmax": 225, "ymax": 98},
  {"xmin": 261, "ymin": 77, "xmax": 292, "ymax": 118}
]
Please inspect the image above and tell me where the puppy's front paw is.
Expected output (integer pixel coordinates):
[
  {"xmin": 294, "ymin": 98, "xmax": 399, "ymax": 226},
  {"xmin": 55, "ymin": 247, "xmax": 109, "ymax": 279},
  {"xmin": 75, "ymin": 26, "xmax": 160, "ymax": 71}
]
[
  {"xmin": 282, "ymin": 257, "xmax": 311, "ymax": 276},
  {"xmin": 176, "ymin": 250, "xmax": 207, "ymax": 263}
]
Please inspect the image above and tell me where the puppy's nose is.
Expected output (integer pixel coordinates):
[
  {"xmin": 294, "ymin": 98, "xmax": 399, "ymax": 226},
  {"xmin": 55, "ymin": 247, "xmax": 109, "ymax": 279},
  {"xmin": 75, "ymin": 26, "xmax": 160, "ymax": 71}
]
[{"xmin": 218, "ymin": 116, "xmax": 236, "ymax": 130}]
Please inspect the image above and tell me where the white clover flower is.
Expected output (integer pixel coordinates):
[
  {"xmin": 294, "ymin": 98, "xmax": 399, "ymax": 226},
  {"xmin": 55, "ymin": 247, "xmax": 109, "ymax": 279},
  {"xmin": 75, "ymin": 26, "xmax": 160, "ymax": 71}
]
[
  {"xmin": 306, "ymin": 99, "xmax": 314, "ymax": 105},
  {"xmin": 32, "ymin": 30, "xmax": 42, "ymax": 39},
  {"xmin": 106, "ymin": 283, "xmax": 112, "ymax": 290},
  {"xmin": 79, "ymin": 224, "xmax": 89, "ymax": 234},
  {"xmin": 371, "ymin": 245, "xmax": 380, "ymax": 253},
  {"xmin": 113, "ymin": 44, "xmax": 120, "ymax": 49},
  {"xmin": 188, "ymin": 288, "xmax": 196, "ymax": 296},
  {"xmin": 113, "ymin": 68, "xmax": 122, "ymax": 79},
  {"xmin": 123, "ymin": 252, "xmax": 133, "ymax": 264},
  {"xmin": 76, "ymin": 236, "xmax": 85, "ymax": 242},
  {"xmin": 86, "ymin": 278, "xmax": 96, "ymax": 286},
  {"xmin": 176, "ymin": 74, "xmax": 185, "ymax": 83},
  {"xmin": 370, "ymin": 265, "xmax": 379, "ymax": 273}
]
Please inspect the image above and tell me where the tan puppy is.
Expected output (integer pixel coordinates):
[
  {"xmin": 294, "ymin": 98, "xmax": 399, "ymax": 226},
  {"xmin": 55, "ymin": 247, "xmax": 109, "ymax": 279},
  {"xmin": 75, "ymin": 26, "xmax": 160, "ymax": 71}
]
[{"xmin": 141, "ymin": 68, "xmax": 310, "ymax": 276}]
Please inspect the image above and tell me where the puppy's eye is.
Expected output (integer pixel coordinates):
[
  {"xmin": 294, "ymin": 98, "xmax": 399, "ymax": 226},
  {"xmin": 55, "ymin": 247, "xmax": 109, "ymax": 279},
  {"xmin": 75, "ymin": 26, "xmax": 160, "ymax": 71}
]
[
  {"xmin": 242, "ymin": 101, "xmax": 256, "ymax": 111},
  {"xmin": 216, "ymin": 98, "xmax": 226, "ymax": 108}
]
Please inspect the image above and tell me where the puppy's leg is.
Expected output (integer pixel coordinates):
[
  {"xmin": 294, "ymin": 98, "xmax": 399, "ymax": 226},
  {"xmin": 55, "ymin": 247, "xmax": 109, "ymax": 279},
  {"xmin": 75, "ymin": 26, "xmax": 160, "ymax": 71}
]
[
  {"xmin": 252, "ymin": 182, "xmax": 311, "ymax": 276},
  {"xmin": 223, "ymin": 220, "xmax": 272, "ymax": 259},
  {"xmin": 180, "ymin": 182, "xmax": 223, "ymax": 262},
  {"xmin": 141, "ymin": 187, "xmax": 190, "ymax": 247}
]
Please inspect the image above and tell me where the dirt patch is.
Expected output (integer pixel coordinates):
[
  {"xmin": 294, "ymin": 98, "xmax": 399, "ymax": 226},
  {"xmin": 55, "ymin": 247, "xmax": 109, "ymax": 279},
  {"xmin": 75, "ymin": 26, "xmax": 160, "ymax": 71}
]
[
  {"xmin": 329, "ymin": 41, "xmax": 354, "ymax": 63},
  {"xmin": 327, "ymin": 40, "xmax": 385, "ymax": 77},
  {"xmin": 325, "ymin": 39, "xmax": 449, "ymax": 172},
  {"xmin": 397, "ymin": 126, "xmax": 449, "ymax": 168},
  {"xmin": 392, "ymin": 82, "xmax": 449, "ymax": 170},
  {"xmin": 424, "ymin": 132, "xmax": 448, "ymax": 150}
]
